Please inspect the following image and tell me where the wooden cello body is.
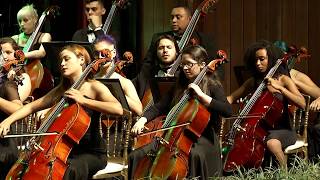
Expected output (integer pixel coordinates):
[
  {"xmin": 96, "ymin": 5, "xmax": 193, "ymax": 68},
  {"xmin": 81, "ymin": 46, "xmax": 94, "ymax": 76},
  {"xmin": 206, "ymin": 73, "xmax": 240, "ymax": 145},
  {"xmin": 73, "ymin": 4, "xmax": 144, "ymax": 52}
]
[
  {"xmin": 7, "ymin": 104, "xmax": 90, "ymax": 180},
  {"xmin": 134, "ymin": 99, "xmax": 210, "ymax": 179},
  {"xmin": 133, "ymin": 54, "xmax": 228, "ymax": 179},
  {"xmin": 223, "ymin": 56, "xmax": 293, "ymax": 172},
  {"xmin": 6, "ymin": 55, "xmax": 111, "ymax": 180},
  {"xmin": 224, "ymin": 91, "xmax": 283, "ymax": 172}
]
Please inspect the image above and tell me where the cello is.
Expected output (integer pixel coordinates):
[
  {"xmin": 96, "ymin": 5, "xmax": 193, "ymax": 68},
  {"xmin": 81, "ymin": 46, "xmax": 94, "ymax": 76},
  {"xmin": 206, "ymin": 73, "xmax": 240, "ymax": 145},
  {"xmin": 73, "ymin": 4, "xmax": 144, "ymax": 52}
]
[
  {"xmin": 139, "ymin": 0, "xmax": 219, "ymax": 114},
  {"xmin": 223, "ymin": 52, "xmax": 303, "ymax": 172},
  {"xmin": 133, "ymin": 52, "xmax": 228, "ymax": 179},
  {"xmin": 22, "ymin": 6, "xmax": 59, "ymax": 99},
  {"xmin": 6, "ymin": 51, "xmax": 111, "ymax": 180}
]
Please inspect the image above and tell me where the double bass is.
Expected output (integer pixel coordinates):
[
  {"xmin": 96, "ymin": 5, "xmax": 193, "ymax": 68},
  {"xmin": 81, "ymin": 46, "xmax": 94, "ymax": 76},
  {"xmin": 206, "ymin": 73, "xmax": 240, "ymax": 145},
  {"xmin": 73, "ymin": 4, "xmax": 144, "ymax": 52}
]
[
  {"xmin": 133, "ymin": 52, "xmax": 228, "ymax": 179},
  {"xmin": 223, "ymin": 52, "xmax": 305, "ymax": 172},
  {"xmin": 6, "ymin": 52, "xmax": 111, "ymax": 180}
]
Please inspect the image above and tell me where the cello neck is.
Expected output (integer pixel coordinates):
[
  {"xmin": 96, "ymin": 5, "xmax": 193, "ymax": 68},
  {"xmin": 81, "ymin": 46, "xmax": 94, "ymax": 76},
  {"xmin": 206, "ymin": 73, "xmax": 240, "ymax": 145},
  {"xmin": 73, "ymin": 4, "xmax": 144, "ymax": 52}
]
[
  {"xmin": 37, "ymin": 59, "xmax": 103, "ymax": 133},
  {"xmin": 167, "ymin": 10, "xmax": 201, "ymax": 76},
  {"xmin": 23, "ymin": 13, "xmax": 47, "ymax": 53},
  {"xmin": 102, "ymin": 0, "xmax": 130, "ymax": 34},
  {"xmin": 23, "ymin": 6, "xmax": 59, "ymax": 54},
  {"xmin": 228, "ymin": 58, "xmax": 284, "ymax": 141},
  {"xmin": 163, "ymin": 65, "xmax": 210, "ymax": 128},
  {"xmin": 167, "ymin": 0, "xmax": 219, "ymax": 76},
  {"xmin": 102, "ymin": 3, "xmax": 117, "ymax": 34}
]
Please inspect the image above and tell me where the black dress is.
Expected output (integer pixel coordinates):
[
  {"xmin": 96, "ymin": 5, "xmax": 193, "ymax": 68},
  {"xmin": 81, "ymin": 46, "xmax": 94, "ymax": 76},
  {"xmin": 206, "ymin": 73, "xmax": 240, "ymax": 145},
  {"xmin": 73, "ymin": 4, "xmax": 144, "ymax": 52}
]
[
  {"xmin": 63, "ymin": 106, "xmax": 107, "ymax": 180},
  {"xmin": 0, "ymin": 80, "xmax": 19, "ymax": 179},
  {"xmin": 128, "ymin": 83, "xmax": 232, "ymax": 179},
  {"xmin": 264, "ymin": 93, "xmax": 297, "ymax": 149}
]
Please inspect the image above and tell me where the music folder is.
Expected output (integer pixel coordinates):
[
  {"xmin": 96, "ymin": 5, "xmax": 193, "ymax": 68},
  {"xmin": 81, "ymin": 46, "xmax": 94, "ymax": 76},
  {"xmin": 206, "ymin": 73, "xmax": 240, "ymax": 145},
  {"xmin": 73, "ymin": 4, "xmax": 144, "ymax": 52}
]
[
  {"xmin": 96, "ymin": 78, "xmax": 130, "ymax": 110},
  {"xmin": 154, "ymin": 76, "xmax": 176, "ymax": 97}
]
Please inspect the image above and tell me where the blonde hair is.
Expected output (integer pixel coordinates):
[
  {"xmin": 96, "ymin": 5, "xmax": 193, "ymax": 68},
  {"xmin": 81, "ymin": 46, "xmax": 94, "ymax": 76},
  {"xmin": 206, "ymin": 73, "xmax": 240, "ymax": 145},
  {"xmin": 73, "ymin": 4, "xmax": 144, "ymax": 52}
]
[{"xmin": 17, "ymin": 4, "xmax": 38, "ymax": 21}]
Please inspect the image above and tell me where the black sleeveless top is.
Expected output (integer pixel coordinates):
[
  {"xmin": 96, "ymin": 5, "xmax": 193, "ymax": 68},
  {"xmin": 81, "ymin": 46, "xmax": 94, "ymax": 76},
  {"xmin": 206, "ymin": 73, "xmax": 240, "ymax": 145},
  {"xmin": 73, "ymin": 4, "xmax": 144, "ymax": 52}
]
[{"xmin": 70, "ymin": 106, "xmax": 106, "ymax": 155}]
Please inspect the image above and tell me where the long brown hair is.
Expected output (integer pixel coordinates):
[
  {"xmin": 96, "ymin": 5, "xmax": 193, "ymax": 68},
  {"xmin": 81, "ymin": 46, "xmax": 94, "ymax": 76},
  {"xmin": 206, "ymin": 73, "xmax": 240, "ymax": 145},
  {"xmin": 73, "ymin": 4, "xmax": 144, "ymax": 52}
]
[
  {"xmin": 0, "ymin": 37, "xmax": 20, "ymax": 51},
  {"xmin": 172, "ymin": 45, "xmax": 221, "ymax": 105},
  {"xmin": 58, "ymin": 44, "xmax": 92, "ymax": 88}
]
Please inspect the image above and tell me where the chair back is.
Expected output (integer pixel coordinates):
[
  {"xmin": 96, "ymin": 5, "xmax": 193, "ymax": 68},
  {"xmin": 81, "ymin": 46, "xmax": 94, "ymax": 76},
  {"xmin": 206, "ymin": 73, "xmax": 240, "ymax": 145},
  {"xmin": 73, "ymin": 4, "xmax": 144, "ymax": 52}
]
[
  {"xmin": 291, "ymin": 94, "xmax": 311, "ymax": 142},
  {"xmin": 93, "ymin": 108, "xmax": 133, "ymax": 179}
]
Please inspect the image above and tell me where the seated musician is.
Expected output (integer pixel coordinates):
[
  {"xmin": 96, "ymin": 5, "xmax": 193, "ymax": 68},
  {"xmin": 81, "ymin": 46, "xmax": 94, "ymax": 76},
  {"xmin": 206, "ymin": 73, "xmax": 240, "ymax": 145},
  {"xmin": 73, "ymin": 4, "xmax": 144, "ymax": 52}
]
[
  {"xmin": 0, "ymin": 44, "xmax": 123, "ymax": 180},
  {"xmin": 0, "ymin": 39, "xmax": 27, "ymax": 179},
  {"xmin": 133, "ymin": 34, "xmax": 179, "ymax": 106},
  {"xmin": 0, "ymin": 37, "xmax": 32, "ymax": 102},
  {"xmin": 12, "ymin": 4, "xmax": 51, "ymax": 59},
  {"xmin": 275, "ymin": 40, "xmax": 320, "ymax": 163},
  {"xmin": 227, "ymin": 40, "xmax": 306, "ymax": 169},
  {"xmin": 291, "ymin": 68, "xmax": 320, "ymax": 163},
  {"xmin": 93, "ymin": 35, "xmax": 143, "ymax": 115},
  {"xmin": 130, "ymin": 45, "xmax": 232, "ymax": 179}
]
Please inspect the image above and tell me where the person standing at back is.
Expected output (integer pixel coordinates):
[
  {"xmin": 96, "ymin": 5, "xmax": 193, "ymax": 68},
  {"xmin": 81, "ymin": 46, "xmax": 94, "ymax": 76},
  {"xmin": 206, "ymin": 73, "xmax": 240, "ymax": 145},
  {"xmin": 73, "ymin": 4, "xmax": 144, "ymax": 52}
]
[{"xmin": 72, "ymin": 0, "xmax": 106, "ymax": 42}]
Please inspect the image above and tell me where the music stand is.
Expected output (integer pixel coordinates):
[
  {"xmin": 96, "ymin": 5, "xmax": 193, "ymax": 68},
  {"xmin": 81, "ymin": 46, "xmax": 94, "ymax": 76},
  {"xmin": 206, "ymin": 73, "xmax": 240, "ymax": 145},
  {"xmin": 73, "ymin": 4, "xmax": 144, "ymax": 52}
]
[
  {"xmin": 96, "ymin": 78, "xmax": 130, "ymax": 110},
  {"xmin": 42, "ymin": 41, "xmax": 95, "ymax": 86},
  {"xmin": 154, "ymin": 76, "xmax": 176, "ymax": 97}
]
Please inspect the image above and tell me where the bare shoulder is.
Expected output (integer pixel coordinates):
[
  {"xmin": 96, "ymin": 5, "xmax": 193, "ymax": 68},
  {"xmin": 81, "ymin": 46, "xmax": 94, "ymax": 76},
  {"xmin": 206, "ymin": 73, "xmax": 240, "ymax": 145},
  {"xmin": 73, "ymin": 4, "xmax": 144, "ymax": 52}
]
[
  {"xmin": 11, "ymin": 34, "xmax": 18, "ymax": 41},
  {"xmin": 39, "ymin": 33, "xmax": 52, "ymax": 42},
  {"xmin": 279, "ymin": 74, "xmax": 294, "ymax": 85},
  {"xmin": 88, "ymin": 79, "xmax": 109, "ymax": 92},
  {"xmin": 279, "ymin": 74, "xmax": 290, "ymax": 80}
]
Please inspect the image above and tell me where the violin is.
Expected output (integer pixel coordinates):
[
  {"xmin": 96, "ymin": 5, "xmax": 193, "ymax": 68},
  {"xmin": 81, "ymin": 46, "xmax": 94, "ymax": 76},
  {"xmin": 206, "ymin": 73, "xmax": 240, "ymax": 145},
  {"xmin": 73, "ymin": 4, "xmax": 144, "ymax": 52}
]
[
  {"xmin": 96, "ymin": 50, "xmax": 133, "ymax": 78},
  {"xmin": 114, "ymin": 51, "xmax": 133, "ymax": 77},
  {"xmin": 0, "ymin": 50, "xmax": 26, "ymax": 85},
  {"xmin": 6, "ymin": 52, "xmax": 112, "ymax": 180},
  {"xmin": 133, "ymin": 51, "xmax": 228, "ymax": 179}
]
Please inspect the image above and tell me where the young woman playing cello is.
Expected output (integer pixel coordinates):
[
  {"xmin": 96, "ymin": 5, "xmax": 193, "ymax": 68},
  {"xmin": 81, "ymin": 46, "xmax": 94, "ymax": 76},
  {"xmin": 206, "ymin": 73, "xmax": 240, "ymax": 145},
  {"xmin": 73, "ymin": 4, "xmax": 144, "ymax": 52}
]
[
  {"xmin": 227, "ymin": 40, "xmax": 306, "ymax": 169},
  {"xmin": 0, "ymin": 44, "xmax": 123, "ymax": 180},
  {"xmin": 130, "ymin": 45, "xmax": 232, "ymax": 179}
]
